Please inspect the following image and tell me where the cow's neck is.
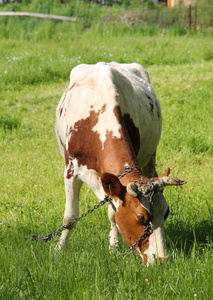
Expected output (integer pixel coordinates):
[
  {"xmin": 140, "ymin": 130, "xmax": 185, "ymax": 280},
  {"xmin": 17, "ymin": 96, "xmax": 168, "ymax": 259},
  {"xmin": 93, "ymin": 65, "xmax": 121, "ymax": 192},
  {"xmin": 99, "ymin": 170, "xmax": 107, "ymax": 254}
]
[{"xmin": 99, "ymin": 134, "xmax": 144, "ymax": 186}]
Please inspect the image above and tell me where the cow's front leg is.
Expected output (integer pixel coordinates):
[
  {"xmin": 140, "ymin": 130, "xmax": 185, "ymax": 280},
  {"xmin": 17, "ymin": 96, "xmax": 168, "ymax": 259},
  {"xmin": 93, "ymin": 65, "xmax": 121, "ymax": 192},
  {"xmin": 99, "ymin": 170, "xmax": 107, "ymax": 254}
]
[
  {"xmin": 108, "ymin": 203, "xmax": 120, "ymax": 250},
  {"xmin": 55, "ymin": 170, "xmax": 82, "ymax": 252}
]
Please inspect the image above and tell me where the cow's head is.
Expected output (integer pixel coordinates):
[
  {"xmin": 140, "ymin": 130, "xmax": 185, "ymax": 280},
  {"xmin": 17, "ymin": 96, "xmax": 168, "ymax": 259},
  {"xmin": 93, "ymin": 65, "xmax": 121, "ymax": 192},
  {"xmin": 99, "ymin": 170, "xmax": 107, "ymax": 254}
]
[{"xmin": 101, "ymin": 168, "xmax": 186, "ymax": 266}]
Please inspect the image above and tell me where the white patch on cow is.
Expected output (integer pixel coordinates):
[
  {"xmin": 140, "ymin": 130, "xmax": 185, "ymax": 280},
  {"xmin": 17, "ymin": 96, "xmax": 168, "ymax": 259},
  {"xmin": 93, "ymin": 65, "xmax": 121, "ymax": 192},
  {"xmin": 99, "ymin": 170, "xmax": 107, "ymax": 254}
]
[
  {"xmin": 112, "ymin": 199, "xmax": 120, "ymax": 212},
  {"xmin": 135, "ymin": 246, "xmax": 143, "ymax": 258},
  {"xmin": 71, "ymin": 160, "xmax": 106, "ymax": 200},
  {"xmin": 92, "ymin": 104, "xmax": 122, "ymax": 147},
  {"xmin": 144, "ymin": 226, "xmax": 166, "ymax": 266},
  {"xmin": 144, "ymin": 192, "xmax": 169, "ymax": 265},
  {"xmin": 124, "ymin": 162, "xmax": 131, "ymax": 169},
  {"xmin": 109, "ymin": 223, "xmax": 119, "ymax": 250},
  {"xmin": 108, "ymin": 200, "xmax": 119, "ymax": 248},
  {"xmin": 116, "ymin": 223, "xmax": 120, "ymax": 231},
  {"xmin": 55, "ymin": 169, "xmax": 83, "ymax": 251}
]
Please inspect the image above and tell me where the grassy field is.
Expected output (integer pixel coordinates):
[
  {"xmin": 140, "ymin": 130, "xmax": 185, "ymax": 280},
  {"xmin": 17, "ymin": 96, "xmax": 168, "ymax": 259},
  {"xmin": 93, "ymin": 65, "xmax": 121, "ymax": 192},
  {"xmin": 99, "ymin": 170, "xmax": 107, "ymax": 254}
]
[{"xmin": 0, "ymin": 16, "xmax": 213, "ymax": 300}]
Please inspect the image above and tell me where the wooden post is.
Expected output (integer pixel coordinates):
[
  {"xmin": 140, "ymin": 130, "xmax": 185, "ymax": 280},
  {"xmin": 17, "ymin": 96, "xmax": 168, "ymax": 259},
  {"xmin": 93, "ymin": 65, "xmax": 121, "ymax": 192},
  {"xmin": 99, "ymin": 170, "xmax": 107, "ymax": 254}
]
[
  {"xmin": 194, "ymin": 4, "xmax": 197, "ymax": 33},
  {"xmin": 189, "ymin": 5, "xmax": 191, "ymax": 30},
  {"xmin": 0, "ymin": 12, "xmax": 76, "ymax": 22}
]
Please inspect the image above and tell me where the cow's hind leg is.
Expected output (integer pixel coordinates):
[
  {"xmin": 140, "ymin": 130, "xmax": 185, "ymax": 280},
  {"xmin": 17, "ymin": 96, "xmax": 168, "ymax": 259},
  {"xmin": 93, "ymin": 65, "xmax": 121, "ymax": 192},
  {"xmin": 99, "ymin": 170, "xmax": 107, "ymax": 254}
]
[{"xmin": 55, "ymin": 170, "xmax": 82, "ymax": 251}]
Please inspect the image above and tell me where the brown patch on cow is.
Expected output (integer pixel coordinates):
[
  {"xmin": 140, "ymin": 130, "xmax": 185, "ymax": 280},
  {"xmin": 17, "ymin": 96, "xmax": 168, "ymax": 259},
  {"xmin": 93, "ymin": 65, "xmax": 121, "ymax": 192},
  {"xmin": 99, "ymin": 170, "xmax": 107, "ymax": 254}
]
[
  {"xmin": 59, "ymin": 107, "xmax": 63, "ymax": 117},
  {"xmin": 99, "ymin": 104, "xmax": 106, "ymax": 114},
  {"xmin": 142, "ymin": 252, "xmax": 148, "ymax": 265},
  {"xmin": 67, "ymin": 106, "xmax": 139, "ymax": 176},
  {"xmin": 67, "ymin": 109, "xmax": 102, "ymax": 172},
  {"xmin": 115, "ymin": 193, "xmax": 150, "ymax": 263},
  {"xmin": 66, "ymin": 161, "xmax": 74, "ymax": 179}
]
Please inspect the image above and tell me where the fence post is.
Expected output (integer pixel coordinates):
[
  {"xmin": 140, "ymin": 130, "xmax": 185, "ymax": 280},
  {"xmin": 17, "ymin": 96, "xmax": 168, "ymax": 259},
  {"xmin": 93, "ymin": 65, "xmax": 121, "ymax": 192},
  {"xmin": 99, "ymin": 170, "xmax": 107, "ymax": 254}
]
[
  {"xmin": 189, "ymin": 5, "xmax": 191, "ymax": 30},
  {"xmin": 194, "ymin": 4, "xmax": 197, "ymax": 33}
]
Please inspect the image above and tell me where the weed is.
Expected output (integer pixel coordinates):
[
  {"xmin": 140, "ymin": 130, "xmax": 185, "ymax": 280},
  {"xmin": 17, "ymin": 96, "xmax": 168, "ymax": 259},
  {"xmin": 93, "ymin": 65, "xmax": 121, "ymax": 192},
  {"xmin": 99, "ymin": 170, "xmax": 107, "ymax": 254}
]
[{"xmin": 0, "ymin": 114, "xmax": 20, "ymax": 132}]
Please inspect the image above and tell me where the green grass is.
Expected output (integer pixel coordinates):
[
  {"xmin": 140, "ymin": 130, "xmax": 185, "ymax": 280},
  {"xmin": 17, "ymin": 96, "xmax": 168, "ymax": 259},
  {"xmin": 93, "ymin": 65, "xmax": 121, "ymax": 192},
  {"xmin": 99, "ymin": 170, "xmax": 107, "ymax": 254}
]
[{"xmin": 0, "ymin": 17, "xmax": 213, "ymax": 300}]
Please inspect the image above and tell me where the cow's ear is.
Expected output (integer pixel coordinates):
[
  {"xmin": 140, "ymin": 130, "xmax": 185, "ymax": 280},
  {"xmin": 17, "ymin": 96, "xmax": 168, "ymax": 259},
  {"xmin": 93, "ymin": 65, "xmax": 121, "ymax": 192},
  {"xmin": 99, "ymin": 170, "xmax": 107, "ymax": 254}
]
[
  {"xmin": 101, "ymin": 173, "xmax": 125, "ymax": 199},
  {"xmin": 159, "ymin": 168, "xmax": 170, "ymax": 178}
]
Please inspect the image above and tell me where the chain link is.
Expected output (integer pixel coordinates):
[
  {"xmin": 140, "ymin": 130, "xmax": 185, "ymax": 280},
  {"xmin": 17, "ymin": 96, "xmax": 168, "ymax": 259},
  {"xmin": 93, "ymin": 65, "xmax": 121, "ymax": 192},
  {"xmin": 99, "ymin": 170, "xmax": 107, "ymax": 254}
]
[{"xmin": 118, "ymin": 166, "xmax": 142, "ymax": 179}]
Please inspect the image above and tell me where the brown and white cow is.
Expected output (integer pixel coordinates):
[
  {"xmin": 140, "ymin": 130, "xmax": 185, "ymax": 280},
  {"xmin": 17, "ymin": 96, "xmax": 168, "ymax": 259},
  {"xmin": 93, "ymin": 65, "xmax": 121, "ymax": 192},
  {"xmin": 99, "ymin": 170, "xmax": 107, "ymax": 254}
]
[{"xmin": 55, "ymin": 62, "xmax": 185, "ymax": 265}]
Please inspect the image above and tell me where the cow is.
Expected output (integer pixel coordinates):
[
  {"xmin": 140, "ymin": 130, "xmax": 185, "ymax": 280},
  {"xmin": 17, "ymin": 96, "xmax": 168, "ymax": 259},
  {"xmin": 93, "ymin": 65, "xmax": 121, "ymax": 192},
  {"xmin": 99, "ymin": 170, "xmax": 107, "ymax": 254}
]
[{"xmin": 55, "ymin": 62, "xmax": 186, "ymax": 265}]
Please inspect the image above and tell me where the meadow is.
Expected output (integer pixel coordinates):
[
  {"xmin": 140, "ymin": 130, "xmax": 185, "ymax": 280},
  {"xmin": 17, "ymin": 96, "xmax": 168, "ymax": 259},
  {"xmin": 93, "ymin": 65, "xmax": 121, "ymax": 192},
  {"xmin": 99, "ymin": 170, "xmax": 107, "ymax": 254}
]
[{"xmin": 0, "ymin": 12, "xmax": 213, "ymax": 300}]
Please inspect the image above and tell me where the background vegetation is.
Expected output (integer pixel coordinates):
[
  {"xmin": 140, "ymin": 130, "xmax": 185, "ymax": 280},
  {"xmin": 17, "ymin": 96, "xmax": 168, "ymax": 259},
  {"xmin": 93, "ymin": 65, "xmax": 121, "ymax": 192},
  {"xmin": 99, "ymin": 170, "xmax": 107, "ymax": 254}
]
[
  {"xmin": 0, "ymin": 0, "xmax": 212, "ymax": 299},
  {"xmin": 1, "ymin": 0, "xmax": 213, "ymax": 32}
]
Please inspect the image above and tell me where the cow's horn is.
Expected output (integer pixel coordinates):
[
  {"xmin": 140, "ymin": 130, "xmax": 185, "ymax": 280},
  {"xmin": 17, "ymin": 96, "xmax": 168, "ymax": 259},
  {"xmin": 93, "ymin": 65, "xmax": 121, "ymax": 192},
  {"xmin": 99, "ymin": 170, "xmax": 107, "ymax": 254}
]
[
  {"xmin": 127, "ymin": 183, "xmax": 138, "ymax": 197},
  {"xmin": 154, "ymin": 177, "xmax": 187, "ymax": 187}
]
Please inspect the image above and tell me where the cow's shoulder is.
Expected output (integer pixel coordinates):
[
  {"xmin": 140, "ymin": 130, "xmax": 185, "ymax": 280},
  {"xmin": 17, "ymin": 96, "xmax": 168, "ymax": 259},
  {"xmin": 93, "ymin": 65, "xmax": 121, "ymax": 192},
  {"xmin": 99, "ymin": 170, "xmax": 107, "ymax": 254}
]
[
  {"xmin": 108, "ymin": 62, "xmax": 150, "ymax": 84},
  {"xmin": 69, "ymin": 62, "xmax": 150, "ymax": 87},
  {"xmin": 69, "ymin": 62, "xmax": 113, "ymax": 87}
]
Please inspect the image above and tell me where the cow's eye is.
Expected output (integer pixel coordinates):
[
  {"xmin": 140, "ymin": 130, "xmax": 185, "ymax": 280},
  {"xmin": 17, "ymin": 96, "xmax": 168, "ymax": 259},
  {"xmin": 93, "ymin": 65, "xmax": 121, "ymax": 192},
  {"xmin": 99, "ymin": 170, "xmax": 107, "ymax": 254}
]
[{"xmin": 136, "ymin": 215, "xmax": 147, "ymax": 225}]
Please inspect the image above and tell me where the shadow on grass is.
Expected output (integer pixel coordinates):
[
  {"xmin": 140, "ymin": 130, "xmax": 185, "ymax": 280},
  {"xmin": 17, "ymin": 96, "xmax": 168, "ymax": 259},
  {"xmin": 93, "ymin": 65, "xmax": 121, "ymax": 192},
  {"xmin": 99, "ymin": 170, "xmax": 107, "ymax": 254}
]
[{"xmin": 165, "ymin": 218, "xmax": 213, "ymax": 254}]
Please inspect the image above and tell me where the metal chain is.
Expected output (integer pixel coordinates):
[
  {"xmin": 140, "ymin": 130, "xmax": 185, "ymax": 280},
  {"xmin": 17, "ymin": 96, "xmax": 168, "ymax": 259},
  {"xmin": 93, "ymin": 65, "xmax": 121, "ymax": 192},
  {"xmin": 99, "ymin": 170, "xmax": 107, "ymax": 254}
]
[
  {"xmin": 22, "ymin": 195, "xmax": 112, "ymax": 242},
  {"xmin": 120, "ymin": 222, "xmax": 153, "ymax": 258},
  {"xmin": 118, "ymin": 166, "xmax": 142, "ymax": 179}
]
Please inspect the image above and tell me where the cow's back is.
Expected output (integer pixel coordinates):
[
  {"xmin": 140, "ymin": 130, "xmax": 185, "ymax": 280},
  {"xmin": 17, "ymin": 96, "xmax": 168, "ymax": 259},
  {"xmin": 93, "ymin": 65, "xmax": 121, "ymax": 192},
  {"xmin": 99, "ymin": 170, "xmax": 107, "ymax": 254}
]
[{"xmin": 55, "ymin": 62, "xmax": 162, "ymax": 169}]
